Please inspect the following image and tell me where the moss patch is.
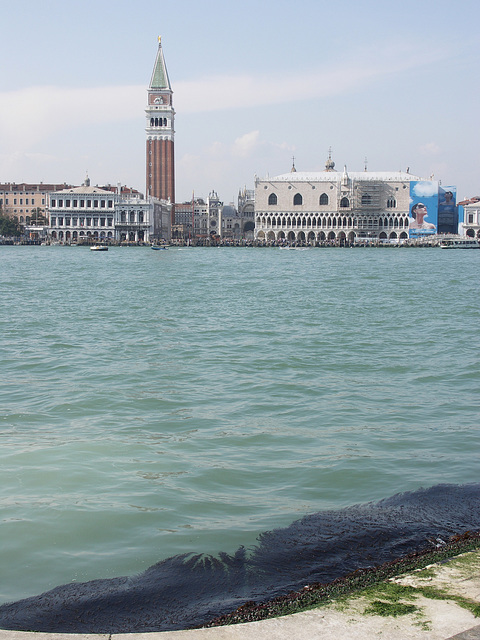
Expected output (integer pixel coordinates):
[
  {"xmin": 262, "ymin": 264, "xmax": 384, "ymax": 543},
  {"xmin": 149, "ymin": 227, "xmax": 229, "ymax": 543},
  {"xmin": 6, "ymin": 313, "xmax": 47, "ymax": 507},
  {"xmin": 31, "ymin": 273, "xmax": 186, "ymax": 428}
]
[
  {"xmin": 414, "ymin": 566, "xmax": 437, "ymax": 579},
  {"xmin": 364, "ymin": 599, "xmax": 419, "ymax": 617},
  {"xmin": 418, "ymin": 585, "xmax": 480, "ymax": 618}
]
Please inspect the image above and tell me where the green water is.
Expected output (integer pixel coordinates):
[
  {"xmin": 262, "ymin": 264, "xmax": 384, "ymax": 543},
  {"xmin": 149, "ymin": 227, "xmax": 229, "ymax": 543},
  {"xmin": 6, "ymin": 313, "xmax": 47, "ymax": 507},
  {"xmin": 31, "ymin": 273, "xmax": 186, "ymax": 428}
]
[{"xmin": 0, "ymin": 245, "xmax": 478, "ymax": 603}]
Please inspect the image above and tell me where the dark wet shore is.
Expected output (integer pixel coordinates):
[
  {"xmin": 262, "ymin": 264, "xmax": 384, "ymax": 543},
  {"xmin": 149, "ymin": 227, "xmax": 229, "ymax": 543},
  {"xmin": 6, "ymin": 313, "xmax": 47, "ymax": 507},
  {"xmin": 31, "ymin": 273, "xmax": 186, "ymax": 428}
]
[
  {"xmin": 1, "ymin": 484, "xmax": 480, "ymax": 634},
  {"xmin": 202, "ymin": 529, "xmax": 480, "ymax": 627}
]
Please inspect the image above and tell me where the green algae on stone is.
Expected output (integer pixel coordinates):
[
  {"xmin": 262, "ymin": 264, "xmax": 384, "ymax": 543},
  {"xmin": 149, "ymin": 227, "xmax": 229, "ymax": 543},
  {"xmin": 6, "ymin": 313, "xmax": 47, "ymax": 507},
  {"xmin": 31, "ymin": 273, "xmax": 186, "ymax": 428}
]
[{"xmin": 364, "ymin": 599, "xmax": 419, "ymax": 617}]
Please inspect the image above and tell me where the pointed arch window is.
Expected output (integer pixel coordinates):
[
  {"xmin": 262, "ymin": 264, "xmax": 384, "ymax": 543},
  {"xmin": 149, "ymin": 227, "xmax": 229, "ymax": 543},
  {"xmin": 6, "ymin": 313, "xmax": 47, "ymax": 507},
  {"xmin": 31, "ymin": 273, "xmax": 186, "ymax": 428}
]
[
  {"xmin": 268, "ymin": 193, "xmax": 278, "ymax": 205},
  {"xmin": 319, "ymin": 193, "xmax": 329, "ymax": 205},
  {"xmin": 340, "ymin": 197, "xmax": 350, "ymax": 208},
  {"xmin": 293, "ymin": 193, "xmax": 303, "ymax": 205}
]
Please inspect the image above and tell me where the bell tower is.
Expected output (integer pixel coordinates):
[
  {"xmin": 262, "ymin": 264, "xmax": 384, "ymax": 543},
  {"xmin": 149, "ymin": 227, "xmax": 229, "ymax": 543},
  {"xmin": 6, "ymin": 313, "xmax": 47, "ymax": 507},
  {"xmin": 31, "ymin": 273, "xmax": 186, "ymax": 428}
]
[{"xmin": 146, "ymin": 36, "xmax": 175, "ymax": 219}]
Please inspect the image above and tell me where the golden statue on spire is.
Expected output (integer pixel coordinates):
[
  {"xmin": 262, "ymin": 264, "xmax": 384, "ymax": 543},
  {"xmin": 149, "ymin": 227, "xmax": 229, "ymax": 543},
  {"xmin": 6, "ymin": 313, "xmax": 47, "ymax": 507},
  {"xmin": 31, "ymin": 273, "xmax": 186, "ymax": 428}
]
[{"xmin": 158, "ymin": 35, "xmax": 162, "ymax": 44}]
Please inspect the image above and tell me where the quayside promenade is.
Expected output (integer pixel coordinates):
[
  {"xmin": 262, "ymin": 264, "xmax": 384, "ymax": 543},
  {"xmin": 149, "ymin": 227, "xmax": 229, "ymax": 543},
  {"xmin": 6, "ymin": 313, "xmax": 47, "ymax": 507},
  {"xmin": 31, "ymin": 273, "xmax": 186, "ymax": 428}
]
[{"xmin": 0, "ymin": 236, "xmax": 457, "ymax": 248}]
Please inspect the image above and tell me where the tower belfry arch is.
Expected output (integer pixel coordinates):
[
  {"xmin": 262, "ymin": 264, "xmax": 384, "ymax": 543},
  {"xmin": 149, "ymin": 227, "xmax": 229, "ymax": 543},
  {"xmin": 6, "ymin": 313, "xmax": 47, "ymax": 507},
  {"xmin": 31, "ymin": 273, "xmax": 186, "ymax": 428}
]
[{"xmin": 145, "ymin": 36, "xmax": 175, "ymax": 222}]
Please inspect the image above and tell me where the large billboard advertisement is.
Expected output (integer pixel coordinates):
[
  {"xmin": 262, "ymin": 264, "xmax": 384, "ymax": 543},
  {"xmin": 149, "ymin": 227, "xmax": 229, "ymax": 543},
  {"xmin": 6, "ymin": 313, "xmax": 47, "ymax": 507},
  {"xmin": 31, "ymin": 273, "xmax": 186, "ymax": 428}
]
[
  {"xmin": 437, "ymin": 186, "xmax": 457, "ymax": 233},
  {"xmin": 409, "ymin": 181, "xmax": 438, "ymax": 238}
]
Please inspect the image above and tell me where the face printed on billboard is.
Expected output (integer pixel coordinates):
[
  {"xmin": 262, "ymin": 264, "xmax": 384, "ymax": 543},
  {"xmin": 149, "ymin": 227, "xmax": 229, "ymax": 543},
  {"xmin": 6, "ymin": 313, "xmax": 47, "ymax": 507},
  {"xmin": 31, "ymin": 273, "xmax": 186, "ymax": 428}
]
[
  {"xmin": 438, "ymin": 186, "xmax": 457, "ymax": 233},
  {"xmin": 409, "ymin": 182, "xmax": 438, "ymax": 238}
]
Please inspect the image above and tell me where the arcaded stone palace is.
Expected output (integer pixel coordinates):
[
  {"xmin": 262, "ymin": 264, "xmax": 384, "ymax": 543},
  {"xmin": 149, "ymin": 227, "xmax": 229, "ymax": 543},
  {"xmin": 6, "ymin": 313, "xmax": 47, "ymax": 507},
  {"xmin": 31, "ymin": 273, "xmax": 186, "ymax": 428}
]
[{"xmin": 255, "ymin": 155, "xmax": 438, "ymax": 244}]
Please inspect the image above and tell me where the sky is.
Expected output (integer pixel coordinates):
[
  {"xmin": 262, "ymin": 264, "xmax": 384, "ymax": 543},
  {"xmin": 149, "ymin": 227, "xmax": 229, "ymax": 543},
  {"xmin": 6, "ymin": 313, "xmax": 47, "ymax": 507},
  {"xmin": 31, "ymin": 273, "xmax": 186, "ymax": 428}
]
[{"xmin": 1, "ymin": 0, "xmax": 479, "ymax": 204}]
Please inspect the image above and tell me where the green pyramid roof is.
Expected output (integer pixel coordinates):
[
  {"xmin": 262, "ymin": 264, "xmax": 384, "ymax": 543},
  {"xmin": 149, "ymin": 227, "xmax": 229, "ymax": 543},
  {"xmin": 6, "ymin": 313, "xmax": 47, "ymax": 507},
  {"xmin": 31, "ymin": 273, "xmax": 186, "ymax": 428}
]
[{"xmin": 150, "ymin": 37, "xmax": 171, "ymax": 90}]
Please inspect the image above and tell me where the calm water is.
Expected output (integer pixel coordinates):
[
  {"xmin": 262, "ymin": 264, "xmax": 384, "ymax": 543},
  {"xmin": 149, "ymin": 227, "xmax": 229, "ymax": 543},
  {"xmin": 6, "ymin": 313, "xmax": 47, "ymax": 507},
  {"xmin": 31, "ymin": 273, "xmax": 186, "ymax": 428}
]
[{"xmin": 1, "ymin": 245, "xmax": 479, "ymax": 605}]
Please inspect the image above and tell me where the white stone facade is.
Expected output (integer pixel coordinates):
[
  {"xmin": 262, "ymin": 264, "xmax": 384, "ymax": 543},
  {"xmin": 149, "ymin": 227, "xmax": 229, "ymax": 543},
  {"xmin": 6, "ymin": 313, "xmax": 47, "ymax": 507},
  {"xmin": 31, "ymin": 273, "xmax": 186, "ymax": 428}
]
[
  {"xmin": 47, "ymin": 184, "xmax": 170, "ymax": 243},
  {"xmin": 255, "ymin": 164, "xmax": 426, "ymax": 245},
  {"xmin": 461, "ymin": 201, "xmax": 480, "ymax": 239}
]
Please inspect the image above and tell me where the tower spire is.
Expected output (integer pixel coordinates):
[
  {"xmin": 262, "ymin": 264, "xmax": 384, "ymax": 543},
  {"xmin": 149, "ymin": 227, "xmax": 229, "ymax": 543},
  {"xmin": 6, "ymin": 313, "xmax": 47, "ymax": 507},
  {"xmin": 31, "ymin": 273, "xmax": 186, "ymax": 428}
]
[
  {"xmin": 146, "ymin": 37, "xmax": 175, "ymax": 217},
  {"xmin": 149, "ymin": 36, "xmax": 172, "ymax": 91}
]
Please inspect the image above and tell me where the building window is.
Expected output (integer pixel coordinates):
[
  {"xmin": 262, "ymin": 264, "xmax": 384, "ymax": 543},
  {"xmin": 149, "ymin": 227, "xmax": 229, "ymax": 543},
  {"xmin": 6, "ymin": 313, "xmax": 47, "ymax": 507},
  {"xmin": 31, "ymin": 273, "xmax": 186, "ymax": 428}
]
[
  {"xmin": 340, "ymin": 197, "xmax": 350, "ymax": 208},
  {"xmin": 468, "ymin": 214, "xmax": 474, "ymax": 223},
  {"xmin": 51, "ymin": 217, "xmax": 56, "ymax": 226},
  {"xmin": 58, "ymin": 200, "xmax": 63, "ymax": 207},
  {"xmin": 319, "ymin": 193, "xmax": 329, "ymax": 205},
  {"xmin": 108, "ymin": 200, "xmax": 113, "ymax": 208},
  {"xmin": 73, "ymin": 200, "xmax": 78, "ymax": 207},
  {"xmin": 66, "ymin": 200, "xmax": 71, "ymax": 207},
  {"xmin": 268, "ymin": 193, "xmax": 277, "ymax": 205},
  {"xmin": 80, "ymin": 200, "xmax": 85, "ymax": 207},
  {"xmin": 387, "ymin": 198, "xmax": 396, "ymax": 208},
  {"xmin": 87, "ymin": 200, "xmax": 91, "ymax": 207},
  {"xmin": 293, "ymin": 193, "xmax": 303, "ymax": 205},
  {"xmin": 101, "ymin": 200, "xmax": 105, "ymax": 208},
  {"xmin": 94, "ymin": 200, "xmax": 99, "ymax": 208},
  {"xmin": 361, "ymin": 194, "xmax": 372, "ymax": 205},
  {"xmin": 51, "ymin": 200, "xmax": 56, "ymax": 207}
]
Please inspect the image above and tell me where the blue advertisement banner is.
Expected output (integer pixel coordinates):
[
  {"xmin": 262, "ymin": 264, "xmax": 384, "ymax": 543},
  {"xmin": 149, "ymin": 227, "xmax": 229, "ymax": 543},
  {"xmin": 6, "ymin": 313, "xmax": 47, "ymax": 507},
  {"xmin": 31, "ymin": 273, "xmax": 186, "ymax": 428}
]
[
  {"xmin": 409, "ymin": 182, "xmax": 438, "ymax": 238},
  {"xmin": 438, "ymin": 186, "xmax": 457, "ymax": 233}
]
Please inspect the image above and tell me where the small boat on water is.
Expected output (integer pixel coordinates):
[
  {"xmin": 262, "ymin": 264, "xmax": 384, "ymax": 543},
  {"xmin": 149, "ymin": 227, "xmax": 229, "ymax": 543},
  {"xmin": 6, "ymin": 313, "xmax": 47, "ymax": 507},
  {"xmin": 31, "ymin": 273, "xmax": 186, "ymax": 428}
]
[
  {"xmin": 151, "ymin": 244, "xmax": 168, "ymax": 250},
  {"xmin": 90, "ymin": 245, "xmax": 108, "ymax": 251},
  {"xmin": 440, "ymin": 238, "xmax": 480, "ymax": 249}
]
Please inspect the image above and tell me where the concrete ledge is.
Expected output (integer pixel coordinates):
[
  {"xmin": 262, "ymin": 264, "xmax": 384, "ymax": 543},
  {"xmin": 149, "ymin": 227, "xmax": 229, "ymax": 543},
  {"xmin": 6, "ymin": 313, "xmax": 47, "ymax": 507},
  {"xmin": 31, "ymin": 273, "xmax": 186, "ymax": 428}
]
[{"xmin": 446, "ymin": 624, "xmax": 480, "ymax": 639}]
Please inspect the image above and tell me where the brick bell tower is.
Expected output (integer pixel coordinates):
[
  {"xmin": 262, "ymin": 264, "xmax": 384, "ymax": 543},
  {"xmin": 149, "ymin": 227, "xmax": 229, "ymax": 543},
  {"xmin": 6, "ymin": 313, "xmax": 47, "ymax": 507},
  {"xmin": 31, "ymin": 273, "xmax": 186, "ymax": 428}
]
[{"xmin": 146, "ymin": 36, "xmax": 175, "ymax": 221}]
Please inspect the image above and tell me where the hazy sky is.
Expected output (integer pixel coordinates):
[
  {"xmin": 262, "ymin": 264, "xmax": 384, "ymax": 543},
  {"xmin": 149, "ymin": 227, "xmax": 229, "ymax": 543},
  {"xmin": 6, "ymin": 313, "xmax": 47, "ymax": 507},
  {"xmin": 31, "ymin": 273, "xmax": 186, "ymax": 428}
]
[{"xmin": 1, "ymin": 0, "xmax": 479, "ymax": 203}]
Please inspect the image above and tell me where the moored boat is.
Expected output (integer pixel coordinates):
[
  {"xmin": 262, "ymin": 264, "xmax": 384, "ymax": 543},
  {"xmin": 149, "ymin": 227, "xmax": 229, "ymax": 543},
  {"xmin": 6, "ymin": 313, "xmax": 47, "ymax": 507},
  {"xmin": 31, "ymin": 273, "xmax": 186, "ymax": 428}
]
[
  {"xmin": 90, "ymin": 245, "xmax": 108, "ymax": 251},
  {"xmin": 440, "ymin": 238, "xmax": 480, "ymax": 249}
]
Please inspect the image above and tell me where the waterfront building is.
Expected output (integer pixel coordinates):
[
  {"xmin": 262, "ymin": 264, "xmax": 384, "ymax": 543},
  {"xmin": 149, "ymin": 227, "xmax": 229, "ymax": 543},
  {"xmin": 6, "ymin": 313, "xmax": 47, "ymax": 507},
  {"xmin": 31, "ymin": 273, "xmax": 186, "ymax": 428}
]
[
  {"xmin": 173, "ymin": 189, "xmax": 255, "ymax": 243},
  {"xmin": 173, "ymin": 193, "xmax": 220, "ymax": 242},
  {"xmin": 0, "ymin": 182, "xmax": 71, "ymax": 224},
  {"xmin": 146, "ymin": 37, "xmax": 175, "ymax": 222},
  {"xmin": 47, "ymin": 179, "xmax": 171, "ymax": 243},
  {"xmin": 255, "ymin": 155, "xmax": 457, "ymax": 244},
  {"xmin": 459, "ymin": 197, "xmax": 480, "ymax": 239},
  {"xmin": 237, "ymin": 187, "xmax": 255, "ymax": 239},
  {"xmin": 174, "ymin": 198, "xmax": 208, "ymax": 241}
]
